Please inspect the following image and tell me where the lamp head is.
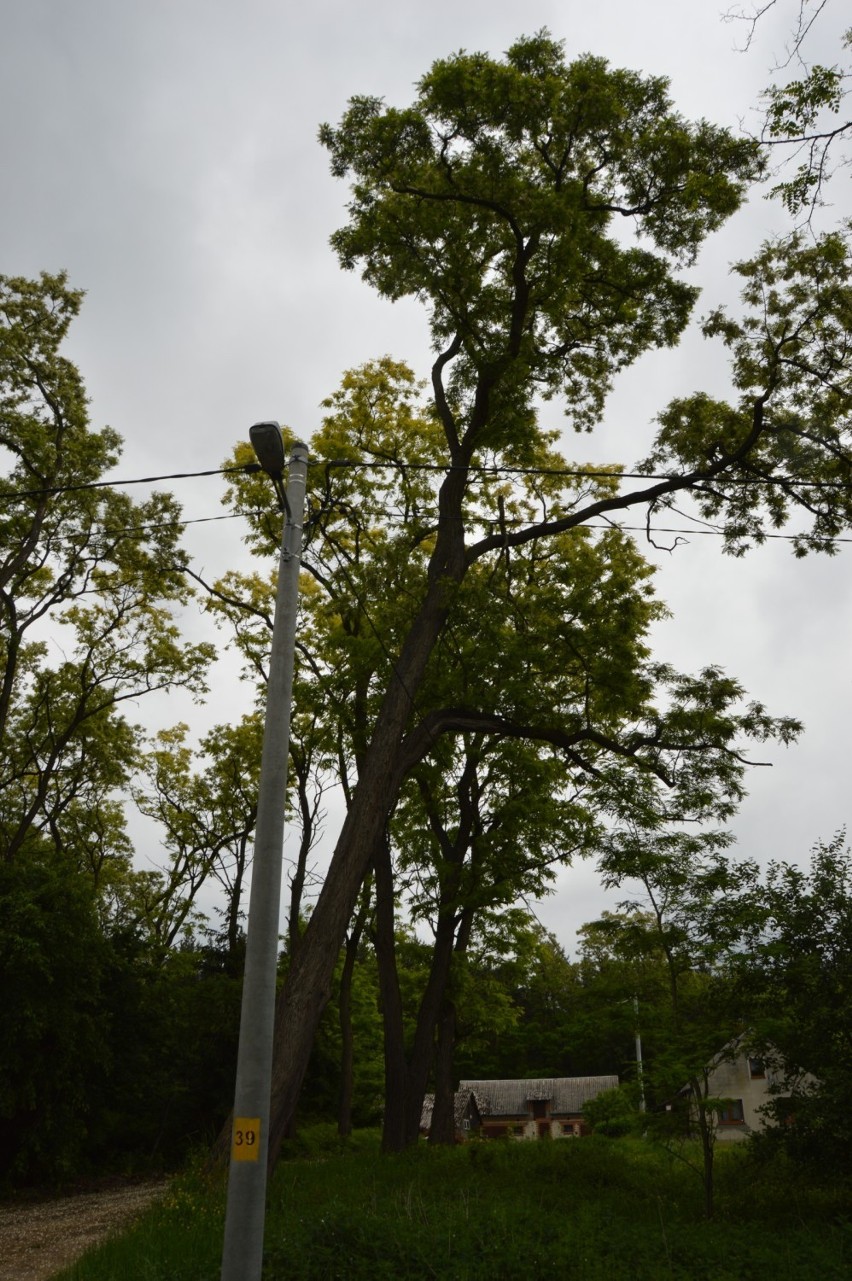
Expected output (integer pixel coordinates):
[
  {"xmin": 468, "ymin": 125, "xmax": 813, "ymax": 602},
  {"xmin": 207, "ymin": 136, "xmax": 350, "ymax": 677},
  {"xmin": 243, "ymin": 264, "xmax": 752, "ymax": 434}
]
[{"xmin": 249, "ymin": 421, "xmax": 286, "ymax": 478}]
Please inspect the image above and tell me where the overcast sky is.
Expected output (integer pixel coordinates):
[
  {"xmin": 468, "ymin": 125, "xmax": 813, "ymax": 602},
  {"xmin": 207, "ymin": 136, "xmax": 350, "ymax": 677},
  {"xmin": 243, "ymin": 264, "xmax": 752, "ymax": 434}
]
[{"xmin": 2, "ymin": 0, "xmax": 850, "ymax": 953}]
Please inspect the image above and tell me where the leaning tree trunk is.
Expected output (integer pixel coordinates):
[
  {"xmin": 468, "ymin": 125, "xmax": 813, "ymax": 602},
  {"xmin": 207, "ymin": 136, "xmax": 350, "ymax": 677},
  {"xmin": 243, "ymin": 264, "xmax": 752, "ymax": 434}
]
[
  {"xmin": 259, "ymin": 468, "xmax": 474, "ymax": 1169},
  {"xmin": 263, "ymin": 596, "xmax": 460, "ymax": 1165},
  {"xmin": 207, "ymin": 453, "xmax": 470, "ymax": 1174}
]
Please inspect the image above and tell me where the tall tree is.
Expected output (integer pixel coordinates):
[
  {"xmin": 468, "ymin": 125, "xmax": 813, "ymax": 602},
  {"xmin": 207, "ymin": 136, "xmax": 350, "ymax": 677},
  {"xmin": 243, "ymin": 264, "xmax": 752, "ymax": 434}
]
[
  {"xmin": 0, "ymin": 271, "xmax": 216, "ymax": 1180},
  {"xmin": 130, "ymin": 715, "xmax": 264, "ymax": 958},
  {"xmin": 218, "ymin": 33, "xmax": 851, "ymax": 1165},
  {"xmin": 257, "ymin": 35, "xmax": 835, "ymax": 1168},
  {"xmin": 369, "ymin": 488, "xmax": 663, "ymax": 1149},
  {"xmin": 0, "ymin": 271, "xmax": 214, "ymax": 873}
]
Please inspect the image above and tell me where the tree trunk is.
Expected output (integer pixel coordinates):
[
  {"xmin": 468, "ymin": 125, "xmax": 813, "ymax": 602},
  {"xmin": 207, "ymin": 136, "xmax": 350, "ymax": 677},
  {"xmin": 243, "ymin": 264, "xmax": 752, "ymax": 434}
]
[
  {"xmin": 336, "ymin": 934, "xmax": 357, "ymax": 1138},
  {"xmin": 225, "ymin": 826, "xmax": 252, "ymax": 962},
  {"xmin": 401, "ymin": 910, "xmax": 458, "ymax": 1145},
  {"xmin": 373, "ymin": 831, "xmax": 408, "ymax": 1152},
  {"xmin": 337, "ymin": 888, "xmax": 371, "ymax": 1137},
  {"xmin": 430, "ymin": 906, "xmax": 474, "ymax": 1146},
  {"xmin": 429, "ymin": 999, "xmax": 457, "ymax": 1145},
  {"xmin": 261, "ymin": 504, "xmax": 469, "ymax": 1170},
  {"xmin": 690, "ymin": 1075, "xmax": 715, "ymax": 1221}
]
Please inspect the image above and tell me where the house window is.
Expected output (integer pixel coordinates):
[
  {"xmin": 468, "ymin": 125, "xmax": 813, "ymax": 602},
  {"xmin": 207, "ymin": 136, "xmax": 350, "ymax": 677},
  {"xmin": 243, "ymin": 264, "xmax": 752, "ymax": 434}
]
[
  {"xmin": 462, "ymin": 1119, "xmax": 470, "ymax": 1130},
  {"xmin": 531, "ymin": 1100, "xmax": 548, "ymax": 1119},
  {"xmin": 748, "ymin": 1057, "xmax": 766, "ymax": 1079},
  {"xmin": 718, "ymin": 1099, "xmax": 745, "ymax": 1125}
]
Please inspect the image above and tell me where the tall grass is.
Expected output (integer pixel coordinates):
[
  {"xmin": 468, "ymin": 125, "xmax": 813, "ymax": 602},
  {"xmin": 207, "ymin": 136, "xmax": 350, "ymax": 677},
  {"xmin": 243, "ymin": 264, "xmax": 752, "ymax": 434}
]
[{"xmin": 55, "ymin": 1132, "xmax": 850, "ymax": 1280}]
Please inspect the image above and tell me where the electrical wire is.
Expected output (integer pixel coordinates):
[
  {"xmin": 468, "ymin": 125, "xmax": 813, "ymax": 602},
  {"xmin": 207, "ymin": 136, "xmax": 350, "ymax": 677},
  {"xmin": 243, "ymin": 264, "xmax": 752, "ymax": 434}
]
[
  {"xmin": 17, "ymin": 501, "xmax": 852, "ymax": 551},
  {"xmin": 317, "ymin": 458, "xmax": 852, "ymax": 491},
  {"xmin": 0, "ymin": 462, "xmax": 261, "ymax": 504},
  {"xmin": 2, "ymin": 456, "xmax": 851, "ymax": 505}
]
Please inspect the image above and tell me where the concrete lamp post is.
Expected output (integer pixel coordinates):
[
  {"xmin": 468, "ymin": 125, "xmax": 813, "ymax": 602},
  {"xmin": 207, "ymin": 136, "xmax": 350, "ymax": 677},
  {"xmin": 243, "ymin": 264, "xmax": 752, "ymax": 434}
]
[{"xmin": 220, "ymin": 427, "xmax": 309, "ymax": 1281}]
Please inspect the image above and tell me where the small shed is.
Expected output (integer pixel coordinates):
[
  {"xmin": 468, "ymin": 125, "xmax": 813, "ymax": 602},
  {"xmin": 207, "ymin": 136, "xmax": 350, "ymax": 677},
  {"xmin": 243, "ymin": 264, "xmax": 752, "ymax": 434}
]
[{"xmin": 419, "ymin": 1089, "xmax": 483, "ymax": 1141}]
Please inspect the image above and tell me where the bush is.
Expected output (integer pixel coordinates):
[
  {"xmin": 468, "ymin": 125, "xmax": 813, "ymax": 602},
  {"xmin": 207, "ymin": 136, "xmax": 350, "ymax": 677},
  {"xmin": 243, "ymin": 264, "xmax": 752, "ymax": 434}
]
[{"xmin": 581, "ymin": 1085, "xmax": 641, "ymax": 1138}]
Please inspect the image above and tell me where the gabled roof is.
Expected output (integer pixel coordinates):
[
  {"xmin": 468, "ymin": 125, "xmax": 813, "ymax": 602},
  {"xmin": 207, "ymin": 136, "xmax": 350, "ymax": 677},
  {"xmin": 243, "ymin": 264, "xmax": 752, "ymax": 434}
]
[
  {"xmin": 420, "ymin": 1089, "xmax": 482, "ymax": 1131},
  {"xmin": 460, "ymin": 1076, "xmax": 619, "ymax": 1116}
]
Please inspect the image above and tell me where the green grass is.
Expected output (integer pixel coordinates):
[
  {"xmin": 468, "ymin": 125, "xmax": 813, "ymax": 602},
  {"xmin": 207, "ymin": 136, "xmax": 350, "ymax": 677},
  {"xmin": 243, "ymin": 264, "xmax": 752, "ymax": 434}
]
[{"xmin": 55, "ymin": 1133, "xmax": 850, "ymax": 1280}]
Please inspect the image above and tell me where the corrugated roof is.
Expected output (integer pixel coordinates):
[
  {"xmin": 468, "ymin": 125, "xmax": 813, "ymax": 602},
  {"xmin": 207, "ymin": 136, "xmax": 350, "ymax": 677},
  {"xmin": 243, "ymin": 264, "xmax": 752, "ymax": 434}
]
[{"xmin": 460, "ymin": 1076, "xmax": 619, "ymax": 1116}]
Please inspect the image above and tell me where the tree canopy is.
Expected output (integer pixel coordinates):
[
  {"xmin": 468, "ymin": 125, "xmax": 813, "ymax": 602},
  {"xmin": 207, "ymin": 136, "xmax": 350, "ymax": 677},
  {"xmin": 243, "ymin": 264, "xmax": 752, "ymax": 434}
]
[{"xmin": 252, "ymin": 30, "xmax": 851, "ymax": 1162}]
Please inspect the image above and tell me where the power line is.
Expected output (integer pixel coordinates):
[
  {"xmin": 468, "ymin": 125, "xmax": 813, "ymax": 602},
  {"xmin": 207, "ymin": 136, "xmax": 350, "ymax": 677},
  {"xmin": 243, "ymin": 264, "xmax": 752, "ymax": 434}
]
[
  {"xmin": 2, "ymin": 455, "xmax": 851, "ymax": 505},
  {"xmin": 20, "ymin": 509, "xmax": 248, "ymax": 549},
  {"xmin": 318, "ymin": 458, "xmax": 852, "ymax": 492},
  {"xmin": 0, "ymin": 462, "xmax": 262, "ymax": 505},
  {"xmin": 26, "ymin": 500, "xmax": 852, "ymax": 552}
]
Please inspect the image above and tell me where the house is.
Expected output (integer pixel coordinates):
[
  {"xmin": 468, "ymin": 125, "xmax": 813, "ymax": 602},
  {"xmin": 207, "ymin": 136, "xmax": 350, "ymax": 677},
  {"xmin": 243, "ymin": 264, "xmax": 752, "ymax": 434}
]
[
  {"xmin": 419, "ymin": 1089, "xmax": 483, "ymax": 1141},
  {"xmin": 682, "ymin": 1038, "xmax": 814, "ymax": 1141},
  {"xmin": 459, "ymin": 1076, "xmax": 620, "ymax": 1139}
]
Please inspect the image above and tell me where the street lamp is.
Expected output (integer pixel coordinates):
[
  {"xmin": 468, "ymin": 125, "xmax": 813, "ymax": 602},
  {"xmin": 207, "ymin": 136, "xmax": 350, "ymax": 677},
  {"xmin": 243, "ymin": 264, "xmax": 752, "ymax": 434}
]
[
  {"xmin": 220, "ymin": 426, "xmax": 309, "ymax": 1281},
  {"xmin": 249, "ymin": 421, "xmax": 289, "ymax": 512}
]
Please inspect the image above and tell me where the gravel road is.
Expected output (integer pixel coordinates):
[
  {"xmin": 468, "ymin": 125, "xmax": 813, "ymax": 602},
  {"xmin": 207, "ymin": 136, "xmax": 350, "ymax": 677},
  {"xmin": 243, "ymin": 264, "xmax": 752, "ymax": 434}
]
[{"xmin": 0, "ymin": 1180, "xmax": 166, "ymax": 1280}]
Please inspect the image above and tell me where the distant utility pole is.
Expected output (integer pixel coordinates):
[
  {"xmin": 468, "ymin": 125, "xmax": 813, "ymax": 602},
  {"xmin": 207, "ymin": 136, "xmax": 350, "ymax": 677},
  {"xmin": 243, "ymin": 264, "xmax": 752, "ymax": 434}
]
[
  {"xmin": 220, "ymin": 430, "xmax": 308, "ymax": 1281},
  {"xmin": 634, "ymin": 995, "xmax": 646, "ymax": 1114}
]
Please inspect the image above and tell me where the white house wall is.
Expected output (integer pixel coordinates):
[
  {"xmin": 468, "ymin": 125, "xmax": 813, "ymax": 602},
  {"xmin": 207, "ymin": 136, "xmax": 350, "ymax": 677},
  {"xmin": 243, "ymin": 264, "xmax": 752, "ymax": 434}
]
[{"xmin": 705, "ymin": 1054, "xmax": 773, "ymax": 1141}]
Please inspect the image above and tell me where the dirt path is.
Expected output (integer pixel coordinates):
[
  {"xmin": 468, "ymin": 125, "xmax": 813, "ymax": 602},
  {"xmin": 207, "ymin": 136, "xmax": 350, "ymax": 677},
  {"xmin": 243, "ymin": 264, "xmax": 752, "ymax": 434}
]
[{"xmin": 0, "ymin": 1180, "xmax": 166, "ymax": 1281}]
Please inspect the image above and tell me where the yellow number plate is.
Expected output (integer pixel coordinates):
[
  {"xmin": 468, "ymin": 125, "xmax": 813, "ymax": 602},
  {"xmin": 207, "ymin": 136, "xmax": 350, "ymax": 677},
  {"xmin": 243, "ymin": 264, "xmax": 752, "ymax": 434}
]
[{"xmin": 232, "ymin": 1117, "xmax": 261, "ymax": 1162}]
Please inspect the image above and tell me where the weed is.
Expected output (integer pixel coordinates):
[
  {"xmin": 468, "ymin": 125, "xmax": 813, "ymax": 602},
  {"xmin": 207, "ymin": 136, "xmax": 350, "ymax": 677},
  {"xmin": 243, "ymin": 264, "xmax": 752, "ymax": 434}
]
[{"xmin": 55, "ymin": 1129, "xmax": 851, "ymax": 1280}]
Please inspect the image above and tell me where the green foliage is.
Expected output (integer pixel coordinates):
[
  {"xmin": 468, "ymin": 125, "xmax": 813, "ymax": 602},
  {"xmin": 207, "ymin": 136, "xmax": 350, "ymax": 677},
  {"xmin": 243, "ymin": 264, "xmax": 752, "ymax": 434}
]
[
  {"xmin": 130, "ymin": 714, "xmax": 263, "ymax": 955},
  {"xmin": 451, "ymin": 918, "xmax": 628, "ymax": 1081},
  {"xmin": 0, "ymin": 860, "xmax": 243, "ymax": 1187},
  {"xmin": 58, "ymin": 1138, "xmax": 852, "ymax": 1280},
  {"xmin": 648, "ymin": 224, "xmax": 852, "ymax": 555},
  {"xmin": 581, "ymin": 1085, "xmax": 641, "ymax": 1137},
  {"xmin": 761, "ymin": 31, "xmax": 852, "ymax": 214},
  {"xmin": 88, "ymin": 941, "xmax": 243, "ymax": 1174},
  {"xmin": 0, "ymin": 273, "xmax": 252, "ymax": 1185},
  {"xmin": 0, "ymin": 271, "xmax": 214, "ymax": 871},
  {"xmin": 320, "ymin": 34, "xmax": 759, "ymax": 437},
  {"xmin": 734, "ymin": 833, "xmax": 852, "ymax": 1172},
  {"xmin": 0, "ymin": 855, "xmax": 111, "ymax": 1185},
  {"xmin": 294, "ymin": 943, "xmax": 385, "ymax": 1128}
]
